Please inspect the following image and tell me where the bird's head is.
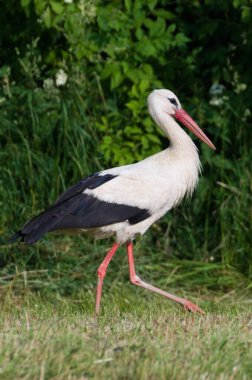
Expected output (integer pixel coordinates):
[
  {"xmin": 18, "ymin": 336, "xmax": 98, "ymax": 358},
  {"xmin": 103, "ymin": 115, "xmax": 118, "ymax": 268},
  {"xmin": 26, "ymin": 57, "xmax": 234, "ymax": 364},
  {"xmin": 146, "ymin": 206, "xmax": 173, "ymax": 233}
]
[{"xmin": 147, "ymin": 89, "xmax": 216, "ymax": 150}]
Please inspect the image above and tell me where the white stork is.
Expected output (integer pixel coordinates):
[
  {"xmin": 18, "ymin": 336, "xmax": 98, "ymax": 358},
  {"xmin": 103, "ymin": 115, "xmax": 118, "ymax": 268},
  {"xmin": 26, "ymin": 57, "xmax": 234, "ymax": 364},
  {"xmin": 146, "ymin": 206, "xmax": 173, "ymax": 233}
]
[{"xmin": 10, "ymin": 89, "xmax": 215, "ymax": 315}]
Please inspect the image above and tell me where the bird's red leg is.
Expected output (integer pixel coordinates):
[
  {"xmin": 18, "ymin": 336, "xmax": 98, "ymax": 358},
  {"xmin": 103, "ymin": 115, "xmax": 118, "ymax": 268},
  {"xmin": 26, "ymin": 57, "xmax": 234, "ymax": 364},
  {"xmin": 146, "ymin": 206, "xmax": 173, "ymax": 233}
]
[
  {"xmin": 95, "ymin": 242, "xmax": 119, "ymax": 315},
  {"xmin": 127, "ymin": 242, "xmax": 205, "ymax": 315}
]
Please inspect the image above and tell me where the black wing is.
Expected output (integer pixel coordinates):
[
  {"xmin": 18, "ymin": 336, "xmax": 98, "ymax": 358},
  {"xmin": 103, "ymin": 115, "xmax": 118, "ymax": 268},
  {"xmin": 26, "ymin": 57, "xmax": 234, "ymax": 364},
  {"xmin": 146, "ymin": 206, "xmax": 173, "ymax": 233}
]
[{"xmin": 9, "ymin": 173, "xmax": 150, "ymax": 244}]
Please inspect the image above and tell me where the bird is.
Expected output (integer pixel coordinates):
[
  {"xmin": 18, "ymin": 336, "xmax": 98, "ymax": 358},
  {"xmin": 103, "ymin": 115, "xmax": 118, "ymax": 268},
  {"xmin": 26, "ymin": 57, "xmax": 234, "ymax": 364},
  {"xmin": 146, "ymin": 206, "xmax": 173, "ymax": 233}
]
[{"xmin": 9, "ymin": 89, "xmax": 216, "ymax": 315}]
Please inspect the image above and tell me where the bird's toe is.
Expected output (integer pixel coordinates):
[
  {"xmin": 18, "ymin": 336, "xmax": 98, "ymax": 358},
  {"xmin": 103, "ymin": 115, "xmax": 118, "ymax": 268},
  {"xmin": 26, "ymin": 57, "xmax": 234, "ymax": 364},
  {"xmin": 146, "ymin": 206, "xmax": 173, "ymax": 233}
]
[{"xmin": 182, "ymin": 300, "xmax": 205, "ymax": 315}]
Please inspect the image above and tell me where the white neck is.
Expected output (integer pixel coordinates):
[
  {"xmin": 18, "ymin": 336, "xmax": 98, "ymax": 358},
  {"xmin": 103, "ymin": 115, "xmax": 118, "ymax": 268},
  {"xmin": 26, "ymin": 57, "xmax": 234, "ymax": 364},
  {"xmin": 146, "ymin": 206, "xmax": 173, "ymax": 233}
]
[
  {"xmin": 146, "ymin": 92, "xmax": 202, "ymax": 199},
  {"xmin": 148, "ymin": 100, "xmax": 199, "ymax": 158}
]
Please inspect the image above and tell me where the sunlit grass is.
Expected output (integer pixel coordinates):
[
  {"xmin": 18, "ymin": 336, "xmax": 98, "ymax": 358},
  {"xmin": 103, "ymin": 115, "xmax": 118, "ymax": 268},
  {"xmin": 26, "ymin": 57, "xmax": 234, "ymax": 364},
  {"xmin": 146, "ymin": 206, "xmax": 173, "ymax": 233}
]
[
  {"xmin": 0, "ymin": 288, "xmax": 251, "ymax": 380},
  {"xmin": 1, "ymin": 240, "xmax": 251, "ymax": 379}
]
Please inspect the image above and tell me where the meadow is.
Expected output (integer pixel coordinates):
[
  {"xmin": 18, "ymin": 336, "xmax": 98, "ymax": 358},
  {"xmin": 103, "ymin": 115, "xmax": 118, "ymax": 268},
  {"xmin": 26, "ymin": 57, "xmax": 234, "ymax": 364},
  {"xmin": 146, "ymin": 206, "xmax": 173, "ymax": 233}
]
[
  {"xmin": 0, "ymin": 286, "xmax": 251, "ymax": 379},
  {"xmin": 0, "ymin": 240, "xmax": 251, "ymax": 379}
]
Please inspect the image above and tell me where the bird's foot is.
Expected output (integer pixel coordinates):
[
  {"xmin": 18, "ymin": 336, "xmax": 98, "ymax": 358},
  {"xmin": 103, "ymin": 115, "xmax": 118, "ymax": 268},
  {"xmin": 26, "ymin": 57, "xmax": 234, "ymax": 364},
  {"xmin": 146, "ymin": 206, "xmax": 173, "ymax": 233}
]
[{"xmin": 182, "ymin": 299, "xmax": 205, "ymax": 315}]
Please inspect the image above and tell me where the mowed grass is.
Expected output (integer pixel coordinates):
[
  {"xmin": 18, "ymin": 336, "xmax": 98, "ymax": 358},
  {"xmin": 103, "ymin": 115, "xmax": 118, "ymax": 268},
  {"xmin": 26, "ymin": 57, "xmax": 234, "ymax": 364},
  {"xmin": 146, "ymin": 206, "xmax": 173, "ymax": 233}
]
[{"xmin": 0, "ymin": 286, "xmax": 251, "ymax": 380}]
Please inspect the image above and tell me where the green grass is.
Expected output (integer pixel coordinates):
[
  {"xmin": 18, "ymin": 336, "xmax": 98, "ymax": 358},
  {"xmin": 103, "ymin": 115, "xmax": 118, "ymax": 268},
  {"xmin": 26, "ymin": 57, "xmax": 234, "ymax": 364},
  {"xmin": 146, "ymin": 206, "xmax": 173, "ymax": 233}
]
[{"xmin": 0, "ymin": 285, "xmax": 251, "ymax": 380}]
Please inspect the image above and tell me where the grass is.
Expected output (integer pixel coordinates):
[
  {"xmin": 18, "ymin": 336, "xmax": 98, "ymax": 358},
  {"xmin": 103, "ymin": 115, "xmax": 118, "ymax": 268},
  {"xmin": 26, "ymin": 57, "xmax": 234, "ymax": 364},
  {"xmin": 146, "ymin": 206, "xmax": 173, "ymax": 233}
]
[
  {"xmin": 1, "ymin": 236, "xmax": 251, "ymax": 294},
  {"xmin": 1, "ymin": 231, "xmax": 251, "ymax": 380},
  {"xmin": 0, "ymin": 282, "xmax": 252, "ymax": 379}
]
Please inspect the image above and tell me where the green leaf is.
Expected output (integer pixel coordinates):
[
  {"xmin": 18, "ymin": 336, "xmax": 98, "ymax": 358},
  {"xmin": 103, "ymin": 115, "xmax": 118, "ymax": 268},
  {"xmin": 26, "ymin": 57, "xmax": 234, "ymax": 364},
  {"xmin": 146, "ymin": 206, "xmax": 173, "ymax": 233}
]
[
  {"xmin": 111, "ymin": 70, "xmax": 123, "ymax": 89},
  {"xmin": 233, "ymin": 0, "xmax": 242, "ymax": 8},
  {"xmin": 149, "ymin": 18, "xmax": 166, "ymax": 38},
  {"xmin": 148, "ymin": 134, "xmax": 161, "ymax": 144},
  {"xmin": 124, "ymin": 0, "xmax": 132, "ymax": 12},
  {"xmin": 126, "ymin": 100, "xmax": 141, "ymax": 116},
  {"xmin": 174, "ymin": 32, "xmax": 190, "ymax": 47},
  {"xmin": 43, "ymin": 6, "xmax": 52, "ymax": 28},
  {"xmin": 125, "ymin": 126, "xmax": 142, "ymax": 135},
  {"xmin": 34, "ymin": 0, "xmax": 47, "ymax": 15},
  {"xmin": 147, "ymin": 0, "xmax": 158, "ymax": 11},
  {"xmin": 50, "ymin": 1, "xmax": 64, "ymax": 14},
  {"xmin": 141, "ymin": 136, "xmax": 149, "ymax": 148},
  {"xmin": 142, "ymin": 64, "xmax": 153, "ymax": 76},
  {"xmin": 167, "ymin": 24, "xmax": 176, "ymax": 33},
  {"xmin": 131, "ymin": 83, "xmax": 140, "ymax": 97},
  {"xmin": 154, "ymin": 9, "xmax": 175, "ymax": 19},
  {"xmin": 21, "ymin": 0, "xmax": 31, "ymax": 9},
  {"xmin": 135, "ymin": 27, "xmax": 144, "ymax": 40},
  {"xmin": 125, "ymin": 68, "xmax": 140, "ymax": 83},
  {"xmin": 136, "ymin": 39, "xmax": 156, "ymax": 57},
  {"xmin": 241, "ymin": 7, "xmax": 250, "ymax": 21},
  {"xmin": 139, "ymin": 78, "xmax": 149, "ymax": 93},
  {"xmin": 21, "ymin": 0, "xmax": 31, "ymax": 15},
  {"xmin": 101, "ymin": 65, "xmax": 115, "ymax": 79}
]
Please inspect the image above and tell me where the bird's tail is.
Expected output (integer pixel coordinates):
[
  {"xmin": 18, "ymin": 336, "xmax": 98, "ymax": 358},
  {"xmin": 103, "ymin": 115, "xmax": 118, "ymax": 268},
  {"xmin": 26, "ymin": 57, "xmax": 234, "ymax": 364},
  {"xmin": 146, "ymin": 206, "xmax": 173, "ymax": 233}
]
[
  {"xmin": 8, "ymin": 209, "xmax": 61, "ymax": 245},
  {"xmin": 8, "ymin": 230, "xmax": 23, "ymax": 244}
]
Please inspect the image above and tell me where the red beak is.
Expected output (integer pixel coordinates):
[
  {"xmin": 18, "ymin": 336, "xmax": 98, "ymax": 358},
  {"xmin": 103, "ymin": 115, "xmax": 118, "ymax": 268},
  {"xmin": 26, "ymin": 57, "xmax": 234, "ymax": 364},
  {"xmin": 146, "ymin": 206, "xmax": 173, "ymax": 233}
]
[{"xmin": 174, "ymin": 109, "xmax": 216, "ymax": 150}]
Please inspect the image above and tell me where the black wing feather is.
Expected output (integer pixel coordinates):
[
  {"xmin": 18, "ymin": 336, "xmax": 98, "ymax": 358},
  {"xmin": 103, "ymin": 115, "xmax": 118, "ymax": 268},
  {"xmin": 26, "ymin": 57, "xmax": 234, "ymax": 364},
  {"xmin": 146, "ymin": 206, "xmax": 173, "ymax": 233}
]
[
  {"xmin": 9, "ymin": 173, "xmax": 150, "ymax": 245},
  {"xmin": 53, "ymin": 173, "xmax": 115, "ymax": 206}
]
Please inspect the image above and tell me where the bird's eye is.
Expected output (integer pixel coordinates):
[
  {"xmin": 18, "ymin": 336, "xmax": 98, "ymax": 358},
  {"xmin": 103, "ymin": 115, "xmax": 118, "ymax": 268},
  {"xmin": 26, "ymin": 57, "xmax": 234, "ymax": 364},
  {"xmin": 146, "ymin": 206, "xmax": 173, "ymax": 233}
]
[{"xmin": 168, "ymin": 97, "xmax": 178, "ymax": 107}]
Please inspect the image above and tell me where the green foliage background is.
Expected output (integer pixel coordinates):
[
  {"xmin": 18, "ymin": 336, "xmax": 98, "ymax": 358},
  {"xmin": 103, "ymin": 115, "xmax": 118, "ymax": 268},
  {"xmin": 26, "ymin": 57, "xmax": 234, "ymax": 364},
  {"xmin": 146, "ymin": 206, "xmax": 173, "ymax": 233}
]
[{"xmin": 0, "ymin": 0, "xmax": 251, "ymax": 291}]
